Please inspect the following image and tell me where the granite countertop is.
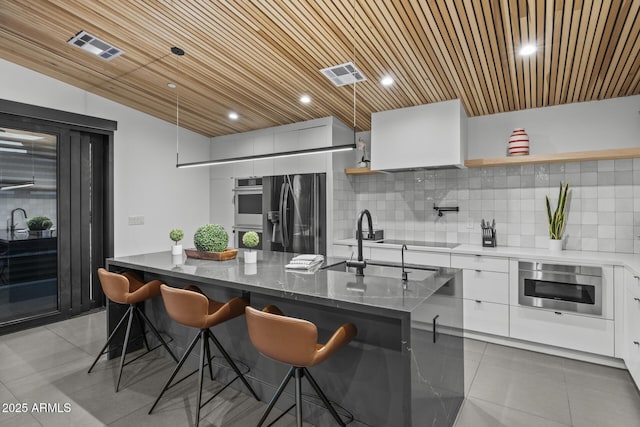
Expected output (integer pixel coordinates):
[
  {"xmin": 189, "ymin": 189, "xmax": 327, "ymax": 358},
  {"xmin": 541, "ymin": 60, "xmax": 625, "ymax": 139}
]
[
  {"xmin": 0, "ymin": 230, "xmax": 56, "ymax": 243},
  {"xmin": 107, "ymin": 251, "xmax": 459, "ymax": 315},
  {"xmin": 334, "ymin": 238, "xmax": 640, "ymax": 273}
]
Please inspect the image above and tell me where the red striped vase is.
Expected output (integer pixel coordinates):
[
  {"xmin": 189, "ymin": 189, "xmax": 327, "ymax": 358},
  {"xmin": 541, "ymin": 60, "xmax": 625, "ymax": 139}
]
[{"xmin": 508, "ymin": 128, "xmax": 529, "ymax": 156}]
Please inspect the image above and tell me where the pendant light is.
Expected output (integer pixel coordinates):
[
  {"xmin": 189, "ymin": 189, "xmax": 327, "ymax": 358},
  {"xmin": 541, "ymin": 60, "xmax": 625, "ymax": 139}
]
[
  {"xmin": 174, "ymin": 22, "xmax": 358, "ymax": 168},
  {"xmin": 171, "ymin": 46, "xmax": 184, "ymax": 166}
]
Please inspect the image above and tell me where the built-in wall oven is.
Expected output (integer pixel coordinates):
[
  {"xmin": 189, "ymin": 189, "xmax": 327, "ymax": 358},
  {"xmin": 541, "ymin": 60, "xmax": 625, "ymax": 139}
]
[
  {"xmin": 519, "ymin": 261, "xmax": 603, "ymax": 316},
  {"xmin": 233, "ymin": 177, "xmax": 263, "ymax": 228}
]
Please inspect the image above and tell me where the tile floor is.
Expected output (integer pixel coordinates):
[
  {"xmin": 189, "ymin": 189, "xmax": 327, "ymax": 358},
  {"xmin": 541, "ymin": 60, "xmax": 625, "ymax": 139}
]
[{"xmin": 0, "ymin": 310, "xmax": 638, "ymax": 427}]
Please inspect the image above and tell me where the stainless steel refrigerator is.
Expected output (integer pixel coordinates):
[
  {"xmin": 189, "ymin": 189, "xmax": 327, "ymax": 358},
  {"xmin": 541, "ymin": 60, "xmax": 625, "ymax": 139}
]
[{"xmin": 262, "ymin": 173, "xmax": 326, "ymax": 255}]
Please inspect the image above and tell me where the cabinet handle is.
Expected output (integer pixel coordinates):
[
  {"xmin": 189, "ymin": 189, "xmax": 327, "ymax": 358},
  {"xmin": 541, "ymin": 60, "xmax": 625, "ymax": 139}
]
[
  {"xmin": 433, "ymin": 315, "xmax": 440, "ymax": 343},
  {"xmin": 475, "ymin": 269, "xmax": 482, "ymax": 273},
  {"xmin": 474, "ymin": 300, "xmax": 482, "ymax": 304},
  {"xmin": 554, "ymin": 311, "xmax": 562, "ymax": 315},
  {"xmin": 635, "ymin": 298, "xmax": 640, "ymax": 303},
  {"xmin": 634, "ymin": 341, "xmax": 640, "ymax": 346}
]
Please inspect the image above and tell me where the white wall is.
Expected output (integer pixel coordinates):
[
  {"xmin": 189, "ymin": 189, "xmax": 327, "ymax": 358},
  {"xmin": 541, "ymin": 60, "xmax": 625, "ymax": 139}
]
[
  {"xmin": 0, "ymin": 58, "xmax": 211, "ymax": 256},
  {"xmin": 468, "ymin": 95, "xmax": 640, "ymax": 159}
]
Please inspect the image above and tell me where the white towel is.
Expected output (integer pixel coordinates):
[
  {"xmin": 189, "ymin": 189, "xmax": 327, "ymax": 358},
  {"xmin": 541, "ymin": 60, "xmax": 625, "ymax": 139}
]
[{"xmin": 285, "ymin": 254, "xmax": 324, "ymax": 270}]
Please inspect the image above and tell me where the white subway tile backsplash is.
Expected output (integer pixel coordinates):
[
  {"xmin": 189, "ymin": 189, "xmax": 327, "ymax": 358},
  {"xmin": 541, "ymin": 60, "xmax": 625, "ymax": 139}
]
[
  {"xmin": 336, "ymin": 159, "xmax": 639, "ymax": 254},
  {"xmin": 598, "ymin": 160, "xmax": 615, "ymax": 172}
]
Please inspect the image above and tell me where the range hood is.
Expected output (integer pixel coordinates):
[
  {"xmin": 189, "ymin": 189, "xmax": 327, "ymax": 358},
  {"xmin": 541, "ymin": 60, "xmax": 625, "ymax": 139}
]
[{"xmin": 370, "ymin": 99, "xmax": 467, "ymax": 171}]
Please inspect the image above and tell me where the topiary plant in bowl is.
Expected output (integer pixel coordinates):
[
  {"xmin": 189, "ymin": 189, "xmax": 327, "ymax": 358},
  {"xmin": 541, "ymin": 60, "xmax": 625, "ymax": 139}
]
[
  {"xmin": 187, "ymin": 224, "xmax": 237, "ymax": 261},
  {"xmin": 27, "ymin": 216, "xmax": 53, "ymax": 231}
]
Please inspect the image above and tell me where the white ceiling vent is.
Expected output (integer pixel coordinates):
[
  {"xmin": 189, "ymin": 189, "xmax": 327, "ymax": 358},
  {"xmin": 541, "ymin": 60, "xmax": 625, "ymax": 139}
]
[
  {"xmin": 320, "ymin": 62, "xmax": 367, "ymax": 86},
  {"xmin": 67, "ymin": 31, "xmax": 124, "ymax": 61}
]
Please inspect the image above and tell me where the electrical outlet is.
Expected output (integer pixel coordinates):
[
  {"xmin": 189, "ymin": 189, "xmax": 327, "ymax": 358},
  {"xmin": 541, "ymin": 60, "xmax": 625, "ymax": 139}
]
[
  {"xmin": 128, "ymin": 215, "xmax": 144, "ymax": 225},
  {"xmin": 466, "ymin": 218, "xmax": 474, "ymax": 229}
]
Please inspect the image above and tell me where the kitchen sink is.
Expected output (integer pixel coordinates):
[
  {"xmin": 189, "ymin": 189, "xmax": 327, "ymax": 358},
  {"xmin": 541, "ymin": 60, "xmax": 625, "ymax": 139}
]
[{"xmin": 322, "ymin": 261, "xmax": 437, "ymax": 281}]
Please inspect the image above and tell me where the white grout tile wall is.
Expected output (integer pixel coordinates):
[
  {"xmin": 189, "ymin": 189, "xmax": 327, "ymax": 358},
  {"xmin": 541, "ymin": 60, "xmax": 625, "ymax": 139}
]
[{"xmin": 333, "ymin": 159, "xmax": 640, "ymax": 254}]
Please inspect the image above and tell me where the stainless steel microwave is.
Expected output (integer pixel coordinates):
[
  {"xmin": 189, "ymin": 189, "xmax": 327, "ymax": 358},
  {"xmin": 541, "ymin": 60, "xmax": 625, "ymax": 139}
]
[{"xmin": 518, "ymin": 261, "xmax": 603, "ymax": 316}]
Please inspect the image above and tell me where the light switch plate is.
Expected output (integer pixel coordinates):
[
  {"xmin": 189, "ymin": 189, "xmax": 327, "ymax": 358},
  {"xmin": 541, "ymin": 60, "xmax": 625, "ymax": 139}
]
[{"xmin": 128, "ymin": 215, "xmax": 144, "ymax": 225}]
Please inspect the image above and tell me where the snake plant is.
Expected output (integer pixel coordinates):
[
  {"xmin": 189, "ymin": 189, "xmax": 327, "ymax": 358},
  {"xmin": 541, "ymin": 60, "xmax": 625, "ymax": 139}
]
[{"xmin": 546, "ymin": 182, "xmax": 570, "ymax": 240}]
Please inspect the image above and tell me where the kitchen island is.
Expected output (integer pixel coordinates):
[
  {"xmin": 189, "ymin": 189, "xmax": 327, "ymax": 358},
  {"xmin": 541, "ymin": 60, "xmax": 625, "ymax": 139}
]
[{"xmin": 106, "ymin": 251, "xmax": 464, "ymax": 427}]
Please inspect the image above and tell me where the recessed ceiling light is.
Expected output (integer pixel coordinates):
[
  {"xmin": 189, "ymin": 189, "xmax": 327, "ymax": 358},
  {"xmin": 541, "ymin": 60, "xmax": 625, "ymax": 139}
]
[
  {"xmin": 381, "ymin": 76, "xmax": 394, "ymax": 86},
  {"xmin": 300, "ymin": 95, "xmax": 311, "ymax": 104},
  {"xmin": 167, "ymin": 83, "xmax": 176, "ymax": 89},
  {"xmin": 519, "ymin": 44, "xmax": 537, "ymax": 56},
  {"xmin": 228, "ymin": 112, "xmax": 239, "ymax": 120}
]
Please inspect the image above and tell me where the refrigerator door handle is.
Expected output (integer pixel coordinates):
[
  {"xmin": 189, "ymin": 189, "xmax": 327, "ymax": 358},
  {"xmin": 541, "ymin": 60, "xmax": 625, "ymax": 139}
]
[
  {"xmin": 278, "ymin": 182, "xmax": 287, "ymax": 249},
  {"xmin": 281, "ymin": 182, "xmax": 290, "ymax": 249}
]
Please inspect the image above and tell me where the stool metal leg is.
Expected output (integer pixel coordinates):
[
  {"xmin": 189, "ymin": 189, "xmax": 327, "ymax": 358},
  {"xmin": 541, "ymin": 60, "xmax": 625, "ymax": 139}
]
[
  {"xmin": 115, "ymin": 306, "xmax": 135, "ymax": 392},
  {"xmin": 137, "ymin": 306, "xmax": 179, "ymax": 363},
  {"xmin": 257, "ymin": 366, "xmax": 295, "ymax": 427},
  {"xmin": 133, "ymin": 308, "xmax": 151, "ymax": 352},
  {"xmin": 208, "ymin": 330, "xmax": 259, "ymax": 400},
  {"xmin": 204, "ymin": 334, "xmax": 214, "ymax": 381},
  {"xmin": 149, "ymin": 331, "xmax": 202, "ymax": 414},
  {"xmin": 88, "ymin": 305, "xmax": 132, "ymax": 374},
  {"xmin": 195, "ymin": 330, "xmax": 206, "ymax": 427},
  {"xmin": 303, "ymin": 368, "xmax": 346, "ymax": 427},
  {"xmin": 294, "ymin": 368, "xmax": 303, "ymax": 427}
]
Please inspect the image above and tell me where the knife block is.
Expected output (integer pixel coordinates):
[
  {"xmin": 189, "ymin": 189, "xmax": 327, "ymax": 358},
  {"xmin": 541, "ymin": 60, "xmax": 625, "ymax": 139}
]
[{"xmin": 482, "ymin": 227, "xmax": 497, "ymax": 247}]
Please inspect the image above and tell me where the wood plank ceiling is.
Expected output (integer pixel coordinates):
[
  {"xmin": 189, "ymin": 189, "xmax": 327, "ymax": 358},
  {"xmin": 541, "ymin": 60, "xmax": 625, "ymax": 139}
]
[{"xmin": 0, "ymin": 0, "xmax": 638, "ymax": 137}]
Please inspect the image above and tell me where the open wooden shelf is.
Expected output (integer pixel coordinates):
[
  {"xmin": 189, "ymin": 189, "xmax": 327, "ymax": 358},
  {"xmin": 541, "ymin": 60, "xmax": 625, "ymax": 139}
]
[
  {"xmin": 344, "ymin": 167, "xmax": 383, "ymax": 175},
  {"xmin": 465, "ymin": 148, "xmax": 640, "ymax": 168}
]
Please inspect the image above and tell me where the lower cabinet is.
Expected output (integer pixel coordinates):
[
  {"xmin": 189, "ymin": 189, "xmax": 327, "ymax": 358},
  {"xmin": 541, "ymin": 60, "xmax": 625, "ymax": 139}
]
[
  {"xmin": 463, "ymin": 300, "xmax": 509, "ymax": 336},
  {"xmin": 623, "ymin": 269, "xmax": 640, "ymax": 384},
  {"xmin": 510, "ymin": 306, "xmax": 615, "ymax": 357}
]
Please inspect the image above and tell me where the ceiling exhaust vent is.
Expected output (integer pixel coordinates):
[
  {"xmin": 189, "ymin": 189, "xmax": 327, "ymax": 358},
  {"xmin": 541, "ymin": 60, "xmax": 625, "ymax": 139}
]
[
  {"xmin": 67, "ymin": 30, "xmax": 124, "ymax": 61},
  {"xmin": 320, "ymin": 62, "xmax": 367, "ymax": 86}
]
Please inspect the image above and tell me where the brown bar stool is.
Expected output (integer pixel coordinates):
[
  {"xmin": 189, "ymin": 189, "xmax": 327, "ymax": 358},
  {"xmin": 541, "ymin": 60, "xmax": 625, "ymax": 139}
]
[
  {"xmin": 245, "ymin": 305, "xmax": 356, "ymax": 427},
  {"xmin": 149, "ymin": 284, "xmax": 259, "ymax": 427},
  {"xmin": 88, "ymin": 268, "xmax": 179, "ymax": 392}
]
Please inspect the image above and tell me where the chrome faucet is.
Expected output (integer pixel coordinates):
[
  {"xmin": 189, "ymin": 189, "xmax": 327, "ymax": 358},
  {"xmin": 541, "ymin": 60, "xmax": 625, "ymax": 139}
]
[
  {"xmin": 401, "ymin": 244, "xmax": 409, "ymax": 282},
  {"xmin": 9, "ymin": 208, "xmax": 27, "ymax": 233},
  {"xmin": 346, "ymin": 209, "xmax": 373, "ymax": 276}
]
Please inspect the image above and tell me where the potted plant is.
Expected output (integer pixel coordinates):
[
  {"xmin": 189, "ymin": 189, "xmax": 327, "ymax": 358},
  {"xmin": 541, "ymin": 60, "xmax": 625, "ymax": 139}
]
[
  {"xmin": 242, "ymin": 231, "xmax": 259, "ymax": 264},
  {"xmin": 169, "ymin": 228, "xmax": 184, "ymax": 255},
  {"xmin": 27, "ymin": 216, "xmax": 53, "ymax": 237},
  {"xmin": 546, "ymin": 182, "xmax": 570, "ymax": 251},
  {"xmin": 186, "ymin": 224, "xmax": 238, "ymax": 261}
]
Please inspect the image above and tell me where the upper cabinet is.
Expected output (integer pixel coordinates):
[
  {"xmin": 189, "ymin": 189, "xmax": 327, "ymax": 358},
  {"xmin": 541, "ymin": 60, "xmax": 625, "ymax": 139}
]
[
  {"xmin": 370, "ymin": 99, "xmax": 467, "ymax": 171},
  {"xmin": 209, "ymin": 117, "xmax": 353, "ymax": 179}
]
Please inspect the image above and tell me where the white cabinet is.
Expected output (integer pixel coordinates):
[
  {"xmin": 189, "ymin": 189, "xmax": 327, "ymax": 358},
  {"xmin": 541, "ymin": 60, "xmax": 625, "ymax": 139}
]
[
  {"xmin": 462, "ymin": 270, "xmax": 509, "ymax": 304},
  {"xmin": 451, "ymin": 254, "xmax": 509, "ymax": 273},
  {"xmin": 370, "ymin": 99, "xmax": 467, "ymax": 171},
  {"xmin": 273, "ymin": 125, "xmax": 330, "ymax": 174},
  {"xmin": 452, "ymin": 254, "xmax": 509, "ymax": 337},
  {"xmin": 623, "ymin": 268, "xmax": 640, "ymax": 385},
  {"xmin": 463, "ymin": 300, "xmax": 509, "ymax": 336},
  {"xmin": 510, "ymin": 306, "xmax": 615, "ymax": 356}
]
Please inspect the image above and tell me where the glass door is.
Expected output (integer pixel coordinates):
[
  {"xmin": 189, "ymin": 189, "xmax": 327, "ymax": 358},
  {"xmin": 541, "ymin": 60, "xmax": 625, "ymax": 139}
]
[{"xmin": 0, "ymin": 127, "xmax": 58, "ymax": 323}]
